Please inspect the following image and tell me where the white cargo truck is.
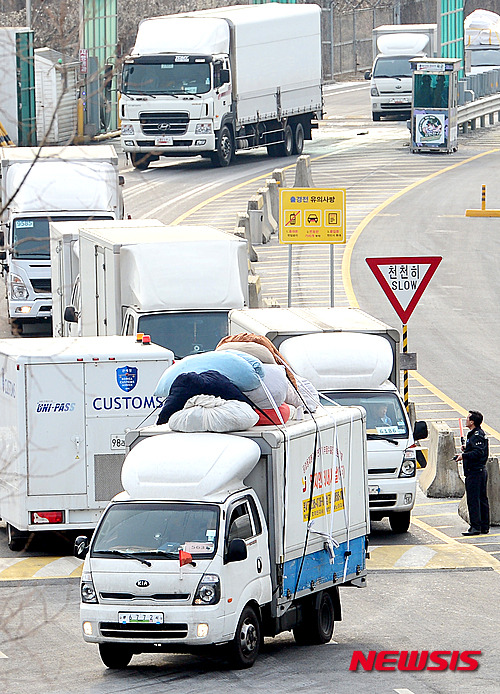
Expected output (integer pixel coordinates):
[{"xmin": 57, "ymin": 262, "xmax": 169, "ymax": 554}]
[
  {"xmin": 364, "ymin": 24, "xmax": 438, "ymax": 121},
  {"xmin": 120, "ymin": 3, "xmax": 322, "ymax": 168},
  {"xmin": 0, "ymin": 336, "xmax": 173, "ymax": 551},
  {"xmin": 228, "ymin": 308, "xmax": 428, "ymax": 533},
  {"xmin": 75, "ymin": 408, "xmax": 368, "ymax": 669},
  {"xmin": 0, "ymin": 145, "xmax": 124, "ymax": 333},
  {"xmin": 63, "ymin": 223, "xmax": 249, "ymax": 358},
  {"xmin": 50, "ymin": 220, "xmax": 164, "ymax": 339}
]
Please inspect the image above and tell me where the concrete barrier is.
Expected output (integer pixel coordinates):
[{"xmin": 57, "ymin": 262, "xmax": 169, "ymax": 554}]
[
  {"xmin": 257, "ymin": 185, "xmax": 278, "ymax": 236},
  {"xmin": 234, "ymin": 212, "xmax": 258, "ymax": 262},
  {"xmin": 419, "ymin": 421, "xmax": 465, "ymax": 498},
  {"xmin": 265, "ymin": 178, "xmax": 280, "ymax": 226},
  {"xmin": 458, "ymin": 457, "xmax": 500, "ymax": 526},
  {"xmin": 248, "ymin": 274, "xmax": 262, "ymax": 308},
  {"xmin": 247, "ymin": 195, "xmax": 268, "ymax": 245},
  {"xmin": 293, "ymin": 155, "xmax": 314, "ymax": 188},
  {"xmin": 271, "ymin": 168, "xmax": 286, "ymax": 188}
]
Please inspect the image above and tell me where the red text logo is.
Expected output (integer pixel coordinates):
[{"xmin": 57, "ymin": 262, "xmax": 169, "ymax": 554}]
[{"xmin": 349, "ymin": 650, "xmax": 481, "ymax": 672}]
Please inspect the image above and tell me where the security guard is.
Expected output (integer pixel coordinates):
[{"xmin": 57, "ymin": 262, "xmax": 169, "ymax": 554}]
[{"xmin": 456, "ymin": 410, "xmax": 490, "ymax": 536}]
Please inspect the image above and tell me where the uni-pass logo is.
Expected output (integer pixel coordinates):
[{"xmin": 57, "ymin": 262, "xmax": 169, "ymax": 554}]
[
  {"xmin": 349, "ymin": 650, "xmax": 481, "ymax": 672},
  {"xmin": 116, "ymin": 366, "xmax": 138, "ymax": 392}
]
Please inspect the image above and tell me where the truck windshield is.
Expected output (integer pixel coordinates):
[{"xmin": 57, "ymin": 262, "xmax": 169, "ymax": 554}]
[
  {"xmin": 320, "ymin": 391, "xmax": 408, "ymax": 438},
  {"xmin": 137, "ymin": 311, "xmax": 229, "ymax": 359},
  {"xmin": 122, "ymin": 61, "xmax": 211, "ymax": 95},
  {"xmin": 92, "ymin": 502, "xmax": 219, "ymax": 559},
  {"xmin": 12, "ymin": 216, "xmax": 113, "ymax": 259},
  {"xmin": 373, "ymin": 56, "xmax": 412, "ymax": 79}
]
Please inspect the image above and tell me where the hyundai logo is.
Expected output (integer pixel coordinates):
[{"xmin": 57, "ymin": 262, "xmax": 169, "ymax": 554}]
[
  {"xmin": 158, "ymin": 123, "xmax": 170, "ymax": 130},
  {"xmin": 136, "ymin": 580, "xmax": 150, "ymax": 587}
]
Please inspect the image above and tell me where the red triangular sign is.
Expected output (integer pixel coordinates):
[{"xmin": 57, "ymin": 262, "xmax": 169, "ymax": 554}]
[{"xmin": 366, "ymin": 256, "xmax": 442, "ymax": 323}]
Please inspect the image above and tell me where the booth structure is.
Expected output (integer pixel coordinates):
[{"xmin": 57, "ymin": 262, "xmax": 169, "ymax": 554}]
[{"xmin": 410, "ymin": 57, "xmax": 461, "ymax": 153}]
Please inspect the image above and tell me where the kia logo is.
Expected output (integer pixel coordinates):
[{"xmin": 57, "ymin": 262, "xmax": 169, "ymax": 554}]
[
  {"xmin": 158, "ymin": 123, "xmax": 170, "ymax": 130},
  {"xmin": 136, "ymin": 580, "xmax": 150, "ymax": 587}
]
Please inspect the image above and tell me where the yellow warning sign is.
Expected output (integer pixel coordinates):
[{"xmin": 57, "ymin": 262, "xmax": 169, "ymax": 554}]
[{"xmin": 280, "ymin": 188, "xmax": 346, "ymax": 244}]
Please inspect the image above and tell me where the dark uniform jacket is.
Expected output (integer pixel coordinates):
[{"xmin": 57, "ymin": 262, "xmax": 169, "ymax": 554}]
[{"xmin": 462, "ymin": 426, "xmax": 489, "ymax": 475}]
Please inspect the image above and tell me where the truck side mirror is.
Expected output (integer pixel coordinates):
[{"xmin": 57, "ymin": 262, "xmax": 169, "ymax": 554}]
[
  {"xmin": 413, "ymin": 421, "xmax": 428, "ymax": 441},
  {"xmin": 64, "ymin": 305, "xmax": 78, "ymax": 323},
  {"xmin": 364, "ymin": 70, "xmax": 371, "ymax": 80},
  {"xmin": 220, "ymin": 68, "xmax": 230, "ymax": 85},
  {"xmin": 118, "ymin": 175, "xmax": 125, "ymax": 186},
  {"xmin": 74, "ymin": 535, "xmax": 89, "ymax": 559},
  {"xmin": 226, "ymin": 538, "xmax": 247, "ymax": 563}
]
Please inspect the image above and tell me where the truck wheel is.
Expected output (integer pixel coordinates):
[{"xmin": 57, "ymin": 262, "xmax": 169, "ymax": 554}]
[
  {"xmin": 389, "ymin": 510, "xmax": 411, "ymax": 533},
  {"xmin": 9, "ymin": 319, "xmax": 23, "ymax": 336},
  {"xmin": 7, "ymin": 523, "xmax": 29, "ymax": 552},
  {"xmin": 130, "ymin": 153, "xmax": 152, "ymax": 170},
  {"xmin": 293, "ymin": 590, "xmax": 335, "ymax": 645},
  {"xmin": 211, "ymin": 126, "xmax": 234, "ymax": 167},
  {"xmin": 98, "ymin": 644, "xmax": 133, "ymax": 669},
  {"xmin": 292, "ymin": 122, "xmax": 305, "ymax": 155},
  {"xmin": 372, "ymin": 113, "xmax": 381, "ymax": 122},
  {"xmin": 276, "ymin": 124, "xmax": 293, "ymax": 157},
  {"xmin": 228, "ymin": 605, "xmax": 261, "ymax": 668}
]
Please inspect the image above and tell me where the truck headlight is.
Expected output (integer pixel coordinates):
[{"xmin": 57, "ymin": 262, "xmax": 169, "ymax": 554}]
[
  {"xmin": 195, "ymin": 123, "xmax": 212, "ymax": 134},
  {"xmin": 10, "ymin": 274, "xmax": 29, "ymax": 299},
  {"xmin": 370, "ymin": 86, "xmax": 379, "ymax": 96},
  {"xmin": 121, "ymin": 124, "xmax": 134, "ymax": 135},
  {"xmin": 399, "ymin": 451, "xmax": 416, "ymax": 477},
  {"xmin": 193, "ymin": 574, "xmax": 220, "ymax": 605},
  {"xmin": 81, "ymin": 576, "xmax": 98, "ymax": 603}
]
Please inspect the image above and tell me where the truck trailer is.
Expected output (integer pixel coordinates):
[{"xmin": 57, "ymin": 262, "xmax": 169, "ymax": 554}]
[
  {"xmin": 75, "ymin": 408, "xmax": 368, "ymax": 669},
  {"xmin": 0, "ymin": 145, "xmax": 124, "ymax": 333},
  {"xmin": 120, "ymin": 3, "xmax": 323, "ymax": 168},
  {"xmin": 0, "ymin": 336, "xmax": 173, "ymax": 550}
]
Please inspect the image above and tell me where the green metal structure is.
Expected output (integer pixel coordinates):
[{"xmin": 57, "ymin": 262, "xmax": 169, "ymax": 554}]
[
  {"xmin": 81, "ymin": 0, "xmax": 118, "ymax": 132},
  {"xmin": 16, "ymin": 30, "xmax": 36, "ymax": 146},
  {"xmin": 438, "ymin": 0, "xmax": 464, "ymax": 73}
]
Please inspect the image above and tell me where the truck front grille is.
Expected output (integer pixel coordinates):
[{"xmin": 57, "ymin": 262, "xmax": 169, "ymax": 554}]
[
  {"xmin": 100, "ymin": 622, "xmax": 188, "ymax": 639},
  {"xmin": 140, "ymin": 112, "xmax": 189, "ymax": 135},
  {"xmin": 369, "ymin": 493, "xmax": 397, "ymax": 508},
  {"xmin": 100, "ymin": 592, "xmax": 190, "ymax": 601},
  {"xmin": 136, "ymin": 140, "xmax": 193, "ymax": 147},
  {"xmin": 368, "ymin": 468, "xmax": 398, "ymax": 475},
  {"xmin": 31, "ymin": 278, "xmax": 51, "ymax": 293}
]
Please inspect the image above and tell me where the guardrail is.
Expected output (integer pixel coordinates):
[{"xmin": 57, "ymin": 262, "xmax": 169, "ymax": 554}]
[{"xmin": 457, "ymin": 93, "xmax": 500, "ymax": 132}]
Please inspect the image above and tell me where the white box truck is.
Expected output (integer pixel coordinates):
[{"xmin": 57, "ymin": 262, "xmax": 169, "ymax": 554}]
[
  {"xmin": 364, "ymin": 24, "xmax": 438, "ymax": 121},
  {"xmin": 120, "ymin": 3, "xmax": 322, "ymax": 168},
  {"xmin": 63, "ymin": 223, "xmax": 249, "ymax": 358},
  {"xmin": 50, "ymin": 220, "xmax": 165, "ymax": 339},
  {"xmin": 0, "ymin": 145, "xmax": 124, "ymax": 333},
  {"xmin": 74, "ymin": 408, "xmax": 368, "ymax": 669},
  {"xmin": 0, "ymin": 336, "xmax": 173, "ymax": 551},
  {"xmin": 228, "ymin": 308, "xmax": 428, "ymax": 533}
]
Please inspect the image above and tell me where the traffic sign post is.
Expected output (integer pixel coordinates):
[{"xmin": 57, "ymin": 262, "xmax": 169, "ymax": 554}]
[
  {"xmin": 366, "ymin": 256, "xmax": 442, "ymax": 409},
  {"xmin": 279, "ymin": 188, "xmax": 346, "ymax": 306}
]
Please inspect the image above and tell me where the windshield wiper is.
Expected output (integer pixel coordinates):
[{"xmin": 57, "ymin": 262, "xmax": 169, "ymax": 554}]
[
  {"xmin": 367, "ymin": 434, "xmax": 400, "ymax": 445},
  {"xmin": 144, "ymin": 549, "xmax": 179, "ymax": 558},
  {"xmin": 94, "ymin": 549, "xmax": 152, "ymax": 566}
]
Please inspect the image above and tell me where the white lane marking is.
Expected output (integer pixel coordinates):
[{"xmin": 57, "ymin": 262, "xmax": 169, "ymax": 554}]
[
  {"xmin": 0, "ymin": 651, "xmax": 7, "ymax": 659},
  {"xmin": 141, "ymin": 180, "xmax": 223, "ymax": 218},
  {"xmin": 393, "ymin": 546, "xmax": 437, "ymax": 568},
  {"xmin": 394, "ymin": 690, "xmax": 416, "ymax": 694},
  {"xmin": 32, "ymin": 556, "xmax": 83, "ymax": 578},
  {"xmin": 0, "ymin": 558, "xmax": 27, "ymax": 572}
]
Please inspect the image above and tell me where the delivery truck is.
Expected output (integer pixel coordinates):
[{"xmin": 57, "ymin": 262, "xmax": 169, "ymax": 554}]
[
  {"xmin": 365, "ymin": 24, "xmax": 438, "ymax": 121},
  {"xmin": 0, "ymin": 145, "xmax": 124, "ymax": 333},
  {"xmin": 120, "ymin": 3, "xmax": 323, "ymax": 168},
  {"xmin": 74, "ymin": 408, "xmax": 368, "ymax": 669},
  {"xmin": 0, "ymin": 336, "xmax": 173, "ymax": 551},
  {"xmin": 228, "ymin": 308, "xmax": 428, "ymax": 533},
  {"xmin": 62, "ymin": 222, "xmax": 249, "ymax": 358}
]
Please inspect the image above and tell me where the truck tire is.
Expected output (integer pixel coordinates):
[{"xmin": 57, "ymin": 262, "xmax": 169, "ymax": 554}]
[
  {"xmin": 211, "ymin": 126, "xmax": 234, "ymax": 167},
  {"xmin": 372, "ymin": 113, "xmax": 381, "ymax": 122},
  {"xmin": 228, "ymin": 605, "xmax": 261, "ymax": 668},
  {"xmin": 9, "ymin": 319, "xmax": 23, "ymax": 336},
  {"xmin": 7, "ymin": 523, "xmax": 29, "ymax": 552},
  {"xmin": 293, "ymin": 590, "xmax": 335, "ymax": 645},
  {"xmin": 389, "ymin": 510, "xmax": 411, "ymax": 533},
  {"xmin": 292, "ymin": 122, "xmax": 305, "ymax": 155},
  {"xmin": 130, "ymin": 153, "xmax": 153, "ymax": 170},
  {"xmin": 276, "ymin": 124, "xmax": 293, "ymax": 157},
  {"xmin": 98, "ymin": 644, "xmax": 133, "ymax": 669}
]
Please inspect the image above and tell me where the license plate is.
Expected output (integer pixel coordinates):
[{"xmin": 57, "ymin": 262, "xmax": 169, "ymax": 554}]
[
  {"xmin": 119, "ymin": 612, "xmax": 164, "ymax": 624},
  {"xmin": 369, "ymin": 485, "xmax": 381, "ymax": 495},
  {"xmin": 390, "ymin": 98, "xmax": 409, "ymax": 104},
  {"xmin": 155, "ymin": 136, "xmax": 173, "ymax": 145}
]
